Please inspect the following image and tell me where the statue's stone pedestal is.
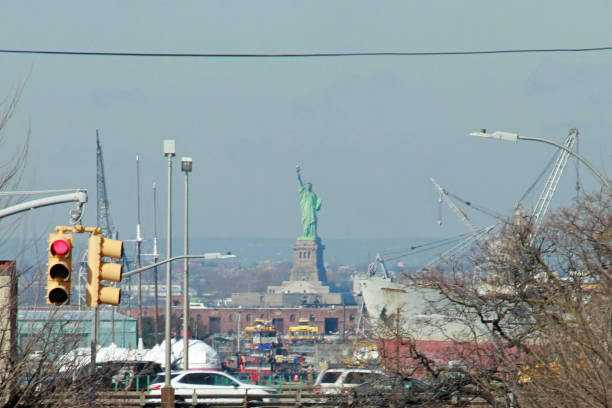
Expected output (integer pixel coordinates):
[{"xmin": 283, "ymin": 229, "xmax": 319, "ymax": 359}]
[
  {"xmin": 232, "ymin": 238, "xmax": 345, "ymax": 307},
  {"xmin": 289, "ymin": 239, "xmax": 327, "ymax": 282}
]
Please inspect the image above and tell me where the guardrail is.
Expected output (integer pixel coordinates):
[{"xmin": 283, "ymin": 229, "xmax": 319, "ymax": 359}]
[
  {"xmin": 94, "ymin": 386, "xmax": 492, "ymax": 408},
  {"xmin": 95, "ymin": 386, "xmax": 332, "ymax": 408}
]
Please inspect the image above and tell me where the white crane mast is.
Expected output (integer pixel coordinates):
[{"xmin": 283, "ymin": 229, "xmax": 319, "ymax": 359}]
[{"xmin": 531, "ymin": 128, "xmax": 578, "ymax": 232}]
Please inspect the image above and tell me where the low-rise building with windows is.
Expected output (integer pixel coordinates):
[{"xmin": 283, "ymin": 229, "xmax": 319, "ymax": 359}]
[{"xmin": 17, "ymin": 308, "xmax": 137, "ymax": 353}]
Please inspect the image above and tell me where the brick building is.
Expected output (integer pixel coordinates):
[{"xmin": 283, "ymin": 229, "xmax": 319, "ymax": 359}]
[
  {"xmin": 129, "ymin": 302, "xmax": 361, "ymax": 339},
  {"xmin": 188, "ymin": 305, "xmax": 361, "ymax": 337}
]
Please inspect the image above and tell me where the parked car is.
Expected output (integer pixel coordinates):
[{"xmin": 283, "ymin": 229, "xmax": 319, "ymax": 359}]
[
  {"xmin": 313, "ymin": 368, "xmax": 388, "ymax": 395},
  {"xmin": 148, "ymin": 370, "xmax": 278, "ymax": 404}
]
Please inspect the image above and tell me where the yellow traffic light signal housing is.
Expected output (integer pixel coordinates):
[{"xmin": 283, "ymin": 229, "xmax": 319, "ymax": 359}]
[
  {"xmin": 46, "ymin": 233, "xmax": 73, "ymax": 305},
  {"xmin": 86, "ymin": 233, "xmax": 123, "ymax": 307}
]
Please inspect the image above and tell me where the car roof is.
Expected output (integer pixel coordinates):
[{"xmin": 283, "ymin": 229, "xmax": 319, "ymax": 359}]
[
  {"xmin": 100, "ymin": 360, "xmax": 160, "ymax": 365},
  {"xmin": 322, "ymin": 368, "xmax": 382, "ymax": 373},
  {"xmin": 171, "ymin": 370, "xmax": 228, "ymax": 374}
]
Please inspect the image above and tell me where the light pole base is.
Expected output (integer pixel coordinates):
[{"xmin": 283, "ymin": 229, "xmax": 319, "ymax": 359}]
[{"xmin": 161, "ymin": 386, "xmax": 175, "ymax": 408}]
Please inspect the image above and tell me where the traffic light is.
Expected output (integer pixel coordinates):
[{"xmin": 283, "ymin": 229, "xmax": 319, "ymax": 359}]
[
  {"xmin": 86, "ymin": 233, "xmax": 123, "ymax": 307},
  {"xmin": 46, "ymin": 233, "xmax": 73, "ymax": 305}
]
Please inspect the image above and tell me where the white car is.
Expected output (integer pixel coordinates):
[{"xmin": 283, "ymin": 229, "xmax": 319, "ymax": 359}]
[
  {"xmin": 313, "ymin": 368, "xmax": 388, "ymax": 395},
  {"xmin": 148, "ymin": 370, "xmax": 278, "ymax": 403}
]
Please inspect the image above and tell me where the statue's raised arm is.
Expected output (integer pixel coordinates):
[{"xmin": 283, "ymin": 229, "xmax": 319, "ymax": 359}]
[{"xmin": 296, "ymin": 164, "xmax": 304, "ymax": 189}]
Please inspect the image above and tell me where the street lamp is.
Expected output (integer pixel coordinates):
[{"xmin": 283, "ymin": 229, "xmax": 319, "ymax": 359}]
[
  {"xmin": 469, "ymin": 130, "xmax": 611, "ymax": 190},
  {"xmin": 181, "ymin": 157, "xmax": 192, "ymax": 370},
  {"xmin": 162, "ymin": 140, "xmax": 175, "ymax": 407}
]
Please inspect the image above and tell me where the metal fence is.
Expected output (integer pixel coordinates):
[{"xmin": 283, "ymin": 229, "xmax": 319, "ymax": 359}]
[{"xmin": 94, "ymin": 386, "xmax": 492, "ymax": 408}]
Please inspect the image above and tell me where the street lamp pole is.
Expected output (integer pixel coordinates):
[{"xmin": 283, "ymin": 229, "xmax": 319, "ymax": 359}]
[
  {"xmin": 470, "ymin": 130, "xmax": 610, "ymax": 190},
  {"xmin": 181, "ymin": 157, "xmax": 193, "ymax": 370},
  {"xmin": 123, "ymin": 253, "xmax": 237, "ymax": 279},
  {"xmin": 162, "ymin": 140, "xmax": 176, "ymax": 407},
  {"xmin": 122, "ymin": 252, "xmax": 236, "ymax": 407}
]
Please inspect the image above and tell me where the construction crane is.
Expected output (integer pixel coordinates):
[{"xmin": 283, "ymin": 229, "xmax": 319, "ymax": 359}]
[{"xmin": 96, "ymin": 130, "xmax": 117, "ymax": 239}]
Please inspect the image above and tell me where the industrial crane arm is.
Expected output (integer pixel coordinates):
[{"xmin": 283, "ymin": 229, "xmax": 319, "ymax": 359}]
[{"xmin": 431, "ymin": 177, "xmax": 478, "ymax": 234}]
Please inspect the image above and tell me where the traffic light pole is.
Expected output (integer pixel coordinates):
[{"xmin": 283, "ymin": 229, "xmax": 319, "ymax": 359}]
[{"xmin": 90, "ymin": 306, "xmax": 99, "ymax": 375}]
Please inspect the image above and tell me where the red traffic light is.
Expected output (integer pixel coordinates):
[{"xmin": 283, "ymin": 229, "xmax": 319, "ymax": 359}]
[
  {"xmin": 51, "ymin": 239, "xmax": 71, "ymax": 256},
  {"xmin": 47, "ymin": 232, "xmax": 73, "ymax": 306}
]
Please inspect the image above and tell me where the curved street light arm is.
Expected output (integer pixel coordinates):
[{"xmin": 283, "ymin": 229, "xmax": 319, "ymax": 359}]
[
  {"xmin": 470, "ymin": 131, "xmax": 610, "ymax": 190},
  {"xmin": 517, "ymin": 135, "xmax": 610, "ymax": 190}
]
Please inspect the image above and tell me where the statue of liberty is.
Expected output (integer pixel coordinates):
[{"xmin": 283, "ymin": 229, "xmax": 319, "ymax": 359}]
[{"xmin": 296, "ymin": 165, "xmax": 322, "ymax": 240}]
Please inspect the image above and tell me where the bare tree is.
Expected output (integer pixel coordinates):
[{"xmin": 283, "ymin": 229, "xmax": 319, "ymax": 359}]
[
  {"xmin": 405, "ymin": 191, "xmax": 612, "ymax": 407},
  {"xmin": 0, "ymin": 83, "xmax": 29, "ymax": 245},
  {"xmin": 0, "ymin": 86, "xmax": 111, "ymax": 407}
]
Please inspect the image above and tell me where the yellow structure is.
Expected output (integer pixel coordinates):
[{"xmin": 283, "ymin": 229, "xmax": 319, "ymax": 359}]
[
  {"xmin": 244, "ymin": 319, "xmax": 278, "ymax": 347},
  {"xmin": 86, "ymin": 232, "xmax": 123, "ymax": 307},
  {"xmin": 288, "ymin": 318, "xmax": 319, "ymax": 343}
]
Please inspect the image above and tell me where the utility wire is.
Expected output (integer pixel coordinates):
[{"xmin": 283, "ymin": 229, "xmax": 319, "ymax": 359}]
[
  {"xmin": 517, "ymin": 154, "xmax": 557, "ymax": 206},
  {"xmin": 441, "ymin": 190, "xmax": 506, "ymax": 220},
  {"xmin": 2, "ymin": 45, "xmax": 612, "ymax": 58},
  {"xmin": 380, "ymin": 231, "xmax": 478, "ymax": 262}
]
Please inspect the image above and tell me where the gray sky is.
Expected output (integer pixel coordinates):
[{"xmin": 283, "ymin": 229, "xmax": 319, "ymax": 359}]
[{"xmin": 1, "ymin": 1, "xmax": 611, "ymax": 246}]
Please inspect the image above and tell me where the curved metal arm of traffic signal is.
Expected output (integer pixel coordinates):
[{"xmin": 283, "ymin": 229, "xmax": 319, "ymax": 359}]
[{"xmin": 0, "ymin": 190, "xmax": 87, "ymax": 220}]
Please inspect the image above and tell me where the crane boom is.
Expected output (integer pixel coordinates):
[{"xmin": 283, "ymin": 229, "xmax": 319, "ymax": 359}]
[{"xmin": 431, "ymin": 177, "xmax": 478, "ymax": 235}]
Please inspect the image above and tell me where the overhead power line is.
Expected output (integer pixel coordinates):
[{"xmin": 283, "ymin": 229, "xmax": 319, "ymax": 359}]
[{"xmin": 1, "ymin": 45, "xmax": 612, "ymax": 58}]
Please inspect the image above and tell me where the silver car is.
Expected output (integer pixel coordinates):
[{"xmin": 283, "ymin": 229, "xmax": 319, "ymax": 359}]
[
  {"xmin": 313, "ymin": 368, "xmax": 388, "ymax": 395},
  {"xmin": 148, "ymin": 370, "xmax": 278, "ymax": 404}
]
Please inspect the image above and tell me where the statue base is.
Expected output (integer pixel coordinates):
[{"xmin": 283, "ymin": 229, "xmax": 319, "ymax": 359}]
[{"xmin": 289, "ymin": 239, "xmax": 327, "ymax": 282}]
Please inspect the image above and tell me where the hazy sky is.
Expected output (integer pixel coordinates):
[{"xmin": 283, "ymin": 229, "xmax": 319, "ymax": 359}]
[{"xmin": 1, "ymin": 2, "xmax": 611, "ymax": 249}]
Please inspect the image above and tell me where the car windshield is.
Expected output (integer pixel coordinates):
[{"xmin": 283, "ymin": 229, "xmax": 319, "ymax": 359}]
[{"xmin": 179, "ymin": 373, "xmax": 239, "ymax": 386}]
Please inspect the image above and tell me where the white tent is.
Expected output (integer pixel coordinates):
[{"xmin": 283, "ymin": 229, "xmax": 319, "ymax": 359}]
[
  {"xmin": 97, "ymin": 342, "xmax": 143, "ymax": 362},
  {"xmin": 143, "ymin": 339, "xmax": 221, "ymax": 369},
  {"xmin": 58, "ymin": 339, "xmax": 221, "ymax": 370},
  {"xmin": 174, "ymin": 339, "xmax": 222, "ymax": 370}
]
